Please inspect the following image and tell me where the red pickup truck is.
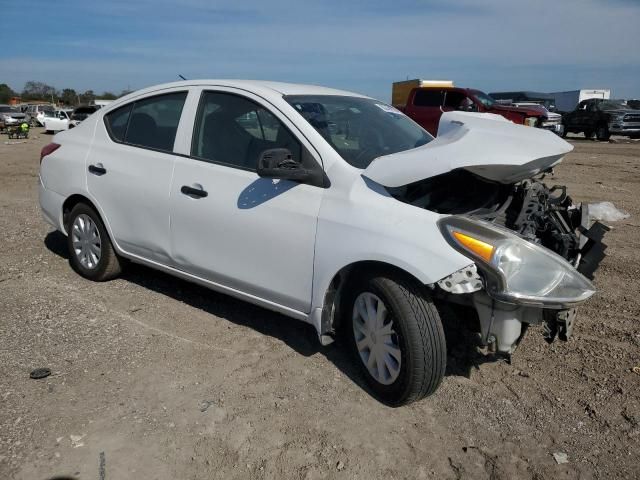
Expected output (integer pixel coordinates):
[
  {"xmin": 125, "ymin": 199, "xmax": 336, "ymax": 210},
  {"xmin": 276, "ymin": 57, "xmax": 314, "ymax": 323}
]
[{"xmin": 392, "ymin": 81, "xmax": 562, "ymax": 136}]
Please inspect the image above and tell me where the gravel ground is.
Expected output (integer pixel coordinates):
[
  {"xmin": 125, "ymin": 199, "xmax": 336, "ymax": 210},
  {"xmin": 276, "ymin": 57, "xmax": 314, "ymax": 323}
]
[{"xmin": 0, "ymin": 129, "xmax": 639, "ymax": 479}]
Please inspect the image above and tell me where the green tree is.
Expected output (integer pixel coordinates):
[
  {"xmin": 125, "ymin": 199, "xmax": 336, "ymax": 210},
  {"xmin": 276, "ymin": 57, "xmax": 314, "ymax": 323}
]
[
  {"xmin": 97, "ymin": 92, "xmax": 117, "ymax": 100},
  {"xmin": 78, "ymin": 90, "xmax": 95, "ymax": 105},
  {"xmin": 0, "ymin": 83, "xmax": 15, "ymax": 103},
  {"xmin": 60, "ymin": 88, "xmax": 78, "ymax": 106},
  {"xmin": 22, "ymin": 81, "xmax": 57, "ymax": 102}
]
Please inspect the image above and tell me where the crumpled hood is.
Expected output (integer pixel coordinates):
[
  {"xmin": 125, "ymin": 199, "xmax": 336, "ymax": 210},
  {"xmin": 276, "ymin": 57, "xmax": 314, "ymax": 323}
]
[{"xmin": 363, "ymin": 111, "xmax": 573, "ymax": 187}]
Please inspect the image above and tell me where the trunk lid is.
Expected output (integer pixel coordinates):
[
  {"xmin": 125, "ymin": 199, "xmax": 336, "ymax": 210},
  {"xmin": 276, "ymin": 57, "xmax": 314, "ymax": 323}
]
[{"xmin": 362, "ymin": 111, "xmax": 573, "ymax": 188}]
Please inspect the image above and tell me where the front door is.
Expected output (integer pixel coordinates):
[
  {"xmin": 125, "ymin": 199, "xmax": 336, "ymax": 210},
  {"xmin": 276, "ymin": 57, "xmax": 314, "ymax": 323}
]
[{"xmin": 169, "ymin": 89, "xmax": 323, "ymax": 313}]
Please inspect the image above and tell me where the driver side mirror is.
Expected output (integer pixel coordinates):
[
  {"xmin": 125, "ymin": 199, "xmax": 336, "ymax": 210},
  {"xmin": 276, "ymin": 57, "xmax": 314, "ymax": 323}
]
[{"xmin": 256, "ymin": 148, "xmax": 315, "ymax": 183}]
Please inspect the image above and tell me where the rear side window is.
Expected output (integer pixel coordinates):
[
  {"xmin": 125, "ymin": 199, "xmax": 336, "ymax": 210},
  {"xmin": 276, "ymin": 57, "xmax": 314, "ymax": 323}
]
[
  {"xmin": 104, "ymin": 91, "xmax": 187, "ymax": 152},
  {"xmin": 105, "ymin": 104, "xmax": 132, "ymax": 141},
  {"xmin": 413, "ymin": 90, "xmax": 444, "ymax": 107}
]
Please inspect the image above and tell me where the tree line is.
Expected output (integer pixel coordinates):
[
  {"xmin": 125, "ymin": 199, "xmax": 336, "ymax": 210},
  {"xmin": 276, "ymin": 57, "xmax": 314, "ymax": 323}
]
[{"xmin": 0, "ymin": 81, "xmax": 132, "ymax": 106}]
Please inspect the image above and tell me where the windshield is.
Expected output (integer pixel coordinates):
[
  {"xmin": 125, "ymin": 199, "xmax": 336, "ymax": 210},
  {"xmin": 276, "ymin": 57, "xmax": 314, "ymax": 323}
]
[
  {"xmin": 471, "ymin": 90, "xmax": 496, "ymax": 108},
  {"xmin": 598, "ymin": 99, "xmax": 628, "ymax": 110},
  {"xmin": 284, "ymin": 95, "xmax": 433, "ymax": 169},
  {"xmin": 0, "ymin": 106, "xmax": 18, "ymax": 113}
]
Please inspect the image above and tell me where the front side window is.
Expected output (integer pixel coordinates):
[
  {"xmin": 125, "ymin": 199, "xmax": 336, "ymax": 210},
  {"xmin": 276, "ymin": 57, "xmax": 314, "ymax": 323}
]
[
  {"xmin": 191, "ymin": 91, "xmax": 301, "ymax": 170},
  {"xmin": 285, "ymin": 95, "xmax": 433, "ymax": 169},
  {"xmin": 103, "ymin": 92, "xmax": 186, "ymax": 151},
  {"xmin": 443, "ymin": 91, "xmax": 468, "ymax": 109}
]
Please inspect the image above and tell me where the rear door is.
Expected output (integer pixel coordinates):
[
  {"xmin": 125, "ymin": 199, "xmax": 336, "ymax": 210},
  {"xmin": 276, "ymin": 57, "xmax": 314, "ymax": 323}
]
[
  {"xmin": 168, "ymin": 88, "xmax": 323, "ymax": 312},
  {"xmin": 86, "ymin": 89, "xmax": 189, "ymax": 263}
]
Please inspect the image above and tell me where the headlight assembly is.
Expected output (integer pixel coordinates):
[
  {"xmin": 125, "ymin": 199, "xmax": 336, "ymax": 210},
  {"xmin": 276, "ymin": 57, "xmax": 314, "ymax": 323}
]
[{"xmin": 438, "ymin": 216, "xmax": 595, "ymax": 308}]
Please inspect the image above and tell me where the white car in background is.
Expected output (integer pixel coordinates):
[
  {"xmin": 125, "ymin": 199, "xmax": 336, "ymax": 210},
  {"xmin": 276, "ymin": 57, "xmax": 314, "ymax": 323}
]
[
  {"xmin": 38, "ymin": 80, "xmax": 604, "ymax": 405},
  {"xmin": 26, "ymin": 104, "xmax": 55, "ymax": 126},
  {"xmin": 43, "ymin": 109, "xmax": 73, "ymax": 133}
]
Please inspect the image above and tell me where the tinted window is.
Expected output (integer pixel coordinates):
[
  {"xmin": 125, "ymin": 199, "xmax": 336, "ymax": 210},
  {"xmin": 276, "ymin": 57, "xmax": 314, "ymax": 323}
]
[
  {"xmin": 192, "ymin": 91, "xmax": 301, "ymax": 170},
  {"xmin": 125, "ymin": 92, "xmax": 187, "ymax": 151},
  {"xmin": 443, "ymin": 91, "xmax": 467, "ymax": 109},
  {"xmin": 413, "ymin": 90, "xmax": 444, "ymax": 107},
  {"xmin": 105, "ymin": 104, "xmax": 133, "ymax": 142}
]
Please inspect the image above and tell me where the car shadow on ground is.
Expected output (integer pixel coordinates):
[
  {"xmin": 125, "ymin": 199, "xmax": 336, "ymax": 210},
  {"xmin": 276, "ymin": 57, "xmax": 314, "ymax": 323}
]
[{"xmin": 45, "ymin": 231, "xmax": 496, "ymax": 402}]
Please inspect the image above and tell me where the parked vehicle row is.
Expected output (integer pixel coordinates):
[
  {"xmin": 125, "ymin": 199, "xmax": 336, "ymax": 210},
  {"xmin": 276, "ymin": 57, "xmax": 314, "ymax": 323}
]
[
  {"xmin": 392, "ymin": 80, "xmax": 563, "ymax": 136},
  {"xmin": 39, "ymin": 80, "xmax": 604, "ymax": 405}
]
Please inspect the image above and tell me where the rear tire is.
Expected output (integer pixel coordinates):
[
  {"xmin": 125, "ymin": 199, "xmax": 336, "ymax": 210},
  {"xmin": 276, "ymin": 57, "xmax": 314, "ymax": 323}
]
[
  {"xmin": 344, "ymin": 272, "xmax": 446, "ymax": 406},
  {"xmin": 66, "ymin": 203, "xmax": 122, "ymax": 281}
]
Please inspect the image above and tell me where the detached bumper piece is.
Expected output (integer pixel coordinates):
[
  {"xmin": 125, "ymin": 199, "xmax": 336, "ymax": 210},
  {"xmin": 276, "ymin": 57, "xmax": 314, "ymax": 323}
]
[{"xmin": 577, "ymin": 214, "xmax": 610, "ymax": 280}]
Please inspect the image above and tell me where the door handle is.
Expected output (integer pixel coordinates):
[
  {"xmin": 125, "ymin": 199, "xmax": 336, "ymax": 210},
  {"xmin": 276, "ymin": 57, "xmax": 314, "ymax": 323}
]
[
  {"xmin": 181, "ymin": 185, "xmax": 208, "ymax": 198},
  {"xmin": 88, "ymin": 164, "xmax": 107, "ymax": 175}
]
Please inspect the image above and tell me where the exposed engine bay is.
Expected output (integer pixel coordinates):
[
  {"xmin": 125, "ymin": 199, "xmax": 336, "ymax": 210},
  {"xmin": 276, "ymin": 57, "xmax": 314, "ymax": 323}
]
[{"xmin": 388, "ymin": 169, "xmax": 609, "ymax": 280}]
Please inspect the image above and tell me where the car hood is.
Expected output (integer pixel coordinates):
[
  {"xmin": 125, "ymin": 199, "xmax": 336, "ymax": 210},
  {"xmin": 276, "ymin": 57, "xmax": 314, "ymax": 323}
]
[{"xmin": 362, "ymin": 111, "xmax": 573, "ymax": 187}]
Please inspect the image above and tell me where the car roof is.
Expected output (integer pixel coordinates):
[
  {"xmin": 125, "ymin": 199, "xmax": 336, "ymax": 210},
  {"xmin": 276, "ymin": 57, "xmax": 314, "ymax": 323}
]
[{"xmin": 121, "ymin": 79, "xmax": 369, "ymax": 100}]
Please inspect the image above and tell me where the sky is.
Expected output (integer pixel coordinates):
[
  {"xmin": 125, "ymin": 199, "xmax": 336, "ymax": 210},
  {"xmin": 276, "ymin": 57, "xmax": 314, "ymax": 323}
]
[{"xmin": 1, "ymin": 0, "xmax": 639, "ymax": 101}]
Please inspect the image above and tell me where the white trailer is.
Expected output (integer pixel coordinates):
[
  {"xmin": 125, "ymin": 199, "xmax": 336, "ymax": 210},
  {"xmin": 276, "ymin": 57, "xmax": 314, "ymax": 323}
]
[{"xmin": 550, "ymin": 89, "xmax": 610, "ymax": 113}]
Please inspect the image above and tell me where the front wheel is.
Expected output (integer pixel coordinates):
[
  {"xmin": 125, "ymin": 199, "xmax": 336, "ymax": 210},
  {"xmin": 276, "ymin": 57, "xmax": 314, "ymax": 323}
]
[
  {"xmin": 66, "ymin": 203, "xmax": 122, "ymax": 281},
  {"xmin": 345, "ymin": 274, "xmax": 446, "ymax": 406},
  {"xmin": 596, "ymin": 124, "xmax": 611, "ymax": 141},
  {"xmin": 584, "ymin": 130, "xmax": 595, "ymax": 139}
]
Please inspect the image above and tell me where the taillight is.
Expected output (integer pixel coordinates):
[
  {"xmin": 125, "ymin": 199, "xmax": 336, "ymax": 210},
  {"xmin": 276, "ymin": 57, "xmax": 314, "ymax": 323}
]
[{"xmin": 40, "ymin": 143, "xmax": 61, "ymax": 164}]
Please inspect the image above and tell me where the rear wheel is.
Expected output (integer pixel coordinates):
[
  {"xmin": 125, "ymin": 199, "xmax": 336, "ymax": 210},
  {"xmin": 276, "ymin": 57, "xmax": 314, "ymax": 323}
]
[
  {"xmin": 345, "ymin": 273, "xmax": 446, "ymax": 406},
  {"xmin": 596, "ymin": 124, "xmax": 611, "ymax": 141},
  {"xmin": 66, "ymin": 203, "xmax": 122, "ymax": 281}
]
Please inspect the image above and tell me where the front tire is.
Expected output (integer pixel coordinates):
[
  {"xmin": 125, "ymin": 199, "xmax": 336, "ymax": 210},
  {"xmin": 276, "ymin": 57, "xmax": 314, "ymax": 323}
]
[
  {"xmin": 345, "ymin": 273, "xmax": 446, "ymax": 406},
  {"xmin": 584, "ymin": 130, "xmax": 595, "ymax": 139},
  {"xmin": 66, "ymin": 203, "xmax": 122, "ymax": 281},
  {"xmin": 596, "ymin": 124, "xmax": 611, "ymax": 141}
]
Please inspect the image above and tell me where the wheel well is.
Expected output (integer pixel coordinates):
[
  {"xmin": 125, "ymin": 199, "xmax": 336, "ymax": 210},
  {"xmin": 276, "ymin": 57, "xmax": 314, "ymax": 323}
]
[
  {"xmin": 320, "ymin": 261, "xmax": 428, "ymax": 336},
  {"xmin": 62, "ymin": 194, "xmax": 98, "ymax": 231}
]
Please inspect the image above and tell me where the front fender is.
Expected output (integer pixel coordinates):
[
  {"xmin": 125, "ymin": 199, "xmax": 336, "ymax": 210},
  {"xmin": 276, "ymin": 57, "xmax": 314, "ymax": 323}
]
[{"xmin": 311, "ymin": 177, "xmax": 472, "ymax": 310}]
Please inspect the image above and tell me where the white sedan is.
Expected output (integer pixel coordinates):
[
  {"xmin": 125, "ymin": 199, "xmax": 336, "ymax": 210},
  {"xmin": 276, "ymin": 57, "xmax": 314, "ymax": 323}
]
[
  {"xmin": 38, "ymin": 80, "xmax": 602, "ymax": 405},
  {"xmin": 43, "ymin": 109, "xmax": 73, "ymax": 133}
]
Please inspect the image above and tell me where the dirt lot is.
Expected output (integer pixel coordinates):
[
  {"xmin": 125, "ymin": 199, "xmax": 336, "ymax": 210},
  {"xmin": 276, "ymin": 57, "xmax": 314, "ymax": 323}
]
[{"xmin": 0, "ymin": 129, "xmax": 639, "ymax": 479}]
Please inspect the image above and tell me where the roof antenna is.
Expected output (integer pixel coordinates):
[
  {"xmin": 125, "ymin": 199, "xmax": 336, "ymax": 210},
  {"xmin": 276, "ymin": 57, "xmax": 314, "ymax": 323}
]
[{"xmin": 178, "ymin": 74, "xmax": 187, "ymax": 80}]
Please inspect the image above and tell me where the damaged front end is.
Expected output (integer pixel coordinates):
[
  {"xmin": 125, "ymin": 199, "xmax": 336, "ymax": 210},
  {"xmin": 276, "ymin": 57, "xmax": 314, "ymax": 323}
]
[{"xmin": 365, "ymin": 111, "xmax": 608, "ymax": 355}]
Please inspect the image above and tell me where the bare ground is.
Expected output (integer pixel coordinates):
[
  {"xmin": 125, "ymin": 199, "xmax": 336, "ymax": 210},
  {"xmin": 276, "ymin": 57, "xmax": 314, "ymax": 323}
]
[{"xmin": 0, "ymin": 130, "xmax": 639, "ymax": 479}]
